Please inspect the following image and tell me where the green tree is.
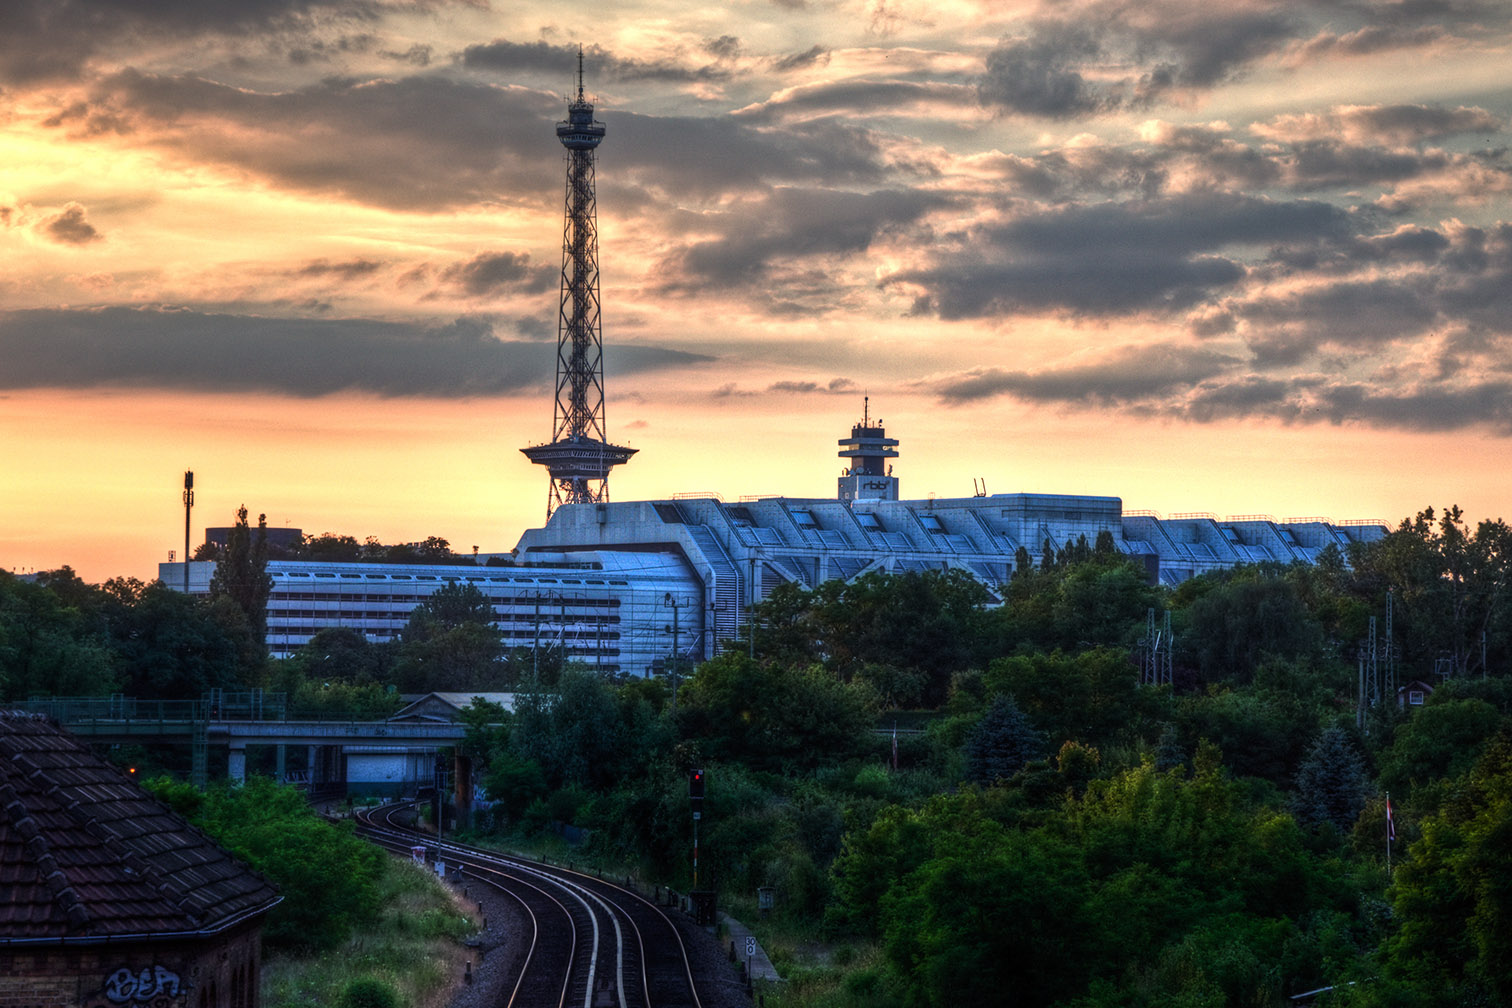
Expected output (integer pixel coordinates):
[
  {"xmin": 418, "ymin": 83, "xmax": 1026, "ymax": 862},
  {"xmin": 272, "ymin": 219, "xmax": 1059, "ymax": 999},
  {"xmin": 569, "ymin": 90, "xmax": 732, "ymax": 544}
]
[
  {"xmin": 1383, "ymin": 732, "xmax": 1512, "ymax": 1003},
  {"xmin": 391, "ymin": 582, "xmax": 503, "ymax": 692},
  {"xmin": 511, "ymin": 665, "xmax": 627, "ymax": 790},
  {"xmin": 101, "ymin": 579, "xmax": 244, "ymax": 699},
  {"xmin": 1176, "ymin": 686, "xmax": 1317, "ymax": 785},
  {"xmin": 744, "ymin": 570, "xmax": 990, "ymax": 707},
  {"xmin": 0, "ymin": 570, "xmax": 117, "ymax": 699},
  {"xmin": 208, "ymin": 506, "xmax": 271, "ymax": 677},
  {"xmin": 1293, "ymin": 724, "xmax": 1371, "ymax": 834},
  {"xmin": 285, "ymin": 626, "xmax": 392, "ymax": 686},
  {"xmin": 1348, "ymin": 507, "xmax": 1512, "ymax": 679},
  {"xmin": 148, "ymin": 775, "xmax": 385, "ymax": 951},
  {"xmin": 963, "ymin": 694, "xmax": 1044, "ymax": 785},
  {"xmin": 985, "ymin": 647, "xmax": 1166, "ymax": 754},
  {"xmin": 881, "ymin": 821, "xmax": 1090, "ymax": 1008},
  {"xmin": 1377, "ymin": 697, "xmax": 1506, "ymax": 803},
  {"xmin": 677, "ymin": 652, "xmax": 877, "ymax": 773},
  {"xmin": 1181, "ymin": 569, "xmax": 1324, "ymax": 683},
  {"xmin": 299, "ymin": 532, "xmax": 364, "ymax": 562}
]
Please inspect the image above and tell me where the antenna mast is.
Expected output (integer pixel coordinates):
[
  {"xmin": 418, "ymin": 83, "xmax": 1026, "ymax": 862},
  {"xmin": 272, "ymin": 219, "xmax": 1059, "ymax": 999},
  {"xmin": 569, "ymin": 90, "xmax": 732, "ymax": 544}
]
[
  {"xmin": 182, "ymin": 470, "xmax": 194, "ymax": 593},
  {"xmin": 521, "ymin": 47, "xmax": 637, "ymax": 518}
]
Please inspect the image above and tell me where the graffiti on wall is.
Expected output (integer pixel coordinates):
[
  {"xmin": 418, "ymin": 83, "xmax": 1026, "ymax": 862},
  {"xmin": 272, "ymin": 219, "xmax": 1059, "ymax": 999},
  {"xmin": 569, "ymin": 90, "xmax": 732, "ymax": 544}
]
[{"xmin": 98, "ymin": 965, "xmax": 184, "ymax": 1007}]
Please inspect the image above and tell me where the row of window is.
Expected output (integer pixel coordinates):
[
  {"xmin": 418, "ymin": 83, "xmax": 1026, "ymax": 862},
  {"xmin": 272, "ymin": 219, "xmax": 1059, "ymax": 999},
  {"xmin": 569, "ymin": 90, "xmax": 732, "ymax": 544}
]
[
  {"xmin": 269, "ymin": 592, "xmax": 622, "ymax": 608},
  {"xmin": 267, "ymin": 608, "xmax": 623, "ymax": 625},
  {"xmin": 274, "ymin": 571, "xmax": 627, "ymax": 586},
  {"xmin": 271, "ymin": 624, "xmax": 623, "ymax": 647}
]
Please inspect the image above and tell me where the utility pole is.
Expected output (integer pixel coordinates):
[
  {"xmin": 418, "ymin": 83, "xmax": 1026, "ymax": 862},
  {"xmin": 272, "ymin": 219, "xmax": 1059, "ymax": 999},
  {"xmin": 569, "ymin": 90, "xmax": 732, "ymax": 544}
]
[
  {"xmin": 664, "ymin": 593, "xmax": 682, "ymax": 714},
  {"xmin": 182, "ymin": 470, "xmax": 194, "ymax": 593}
]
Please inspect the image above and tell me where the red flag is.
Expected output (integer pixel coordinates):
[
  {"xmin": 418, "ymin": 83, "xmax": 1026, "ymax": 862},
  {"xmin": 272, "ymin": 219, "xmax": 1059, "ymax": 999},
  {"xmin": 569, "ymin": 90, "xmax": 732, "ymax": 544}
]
[{"xmin": 1386, "ymin": 796, "xmax": 1396, "ymax": 841}]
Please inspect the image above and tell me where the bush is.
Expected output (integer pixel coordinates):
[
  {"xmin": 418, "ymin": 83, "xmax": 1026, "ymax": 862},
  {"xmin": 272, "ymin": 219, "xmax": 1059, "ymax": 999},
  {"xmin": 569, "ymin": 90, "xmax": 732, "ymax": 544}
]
[
  {"xmin": 339, "ymin": 977, "xmax": 400, "ymax": 1008},
  {"xmin": 147, "ymin": 775, "xmax": 386, "ymax": 951}
]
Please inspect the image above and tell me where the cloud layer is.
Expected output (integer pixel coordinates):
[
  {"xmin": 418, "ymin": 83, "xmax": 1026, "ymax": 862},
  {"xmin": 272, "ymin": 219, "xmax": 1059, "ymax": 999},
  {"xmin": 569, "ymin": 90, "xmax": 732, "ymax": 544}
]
[
  {"xmin": 1, "ymin": 0, "xmax": 1510, "ymax": 443},
  {"xmin": 0, "ymin": 307, "xmax": 705, "ymax": 396}
]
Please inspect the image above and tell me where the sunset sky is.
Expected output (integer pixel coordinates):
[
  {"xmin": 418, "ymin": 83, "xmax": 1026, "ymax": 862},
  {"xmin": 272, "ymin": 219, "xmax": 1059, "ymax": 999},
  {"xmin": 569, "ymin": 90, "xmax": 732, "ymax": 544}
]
[{"xmin": 3, "ymin": 0, "xmax": 1511, "ymax": 583}]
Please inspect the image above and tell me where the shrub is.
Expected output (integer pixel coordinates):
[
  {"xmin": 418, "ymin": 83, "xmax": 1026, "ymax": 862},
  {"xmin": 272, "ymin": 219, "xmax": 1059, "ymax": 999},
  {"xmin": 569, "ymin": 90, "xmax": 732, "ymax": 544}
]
[{"xmin": 339, "ymin": 977, "xmax": 400, "ymax": 1008}]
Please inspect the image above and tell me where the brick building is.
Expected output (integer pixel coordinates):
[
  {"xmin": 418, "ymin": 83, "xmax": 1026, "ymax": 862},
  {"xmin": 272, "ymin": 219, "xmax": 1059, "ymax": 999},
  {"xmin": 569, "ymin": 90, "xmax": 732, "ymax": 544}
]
[{"xmin": 1, "ymin": 711, "xmax": 280, "ymax": 1008}]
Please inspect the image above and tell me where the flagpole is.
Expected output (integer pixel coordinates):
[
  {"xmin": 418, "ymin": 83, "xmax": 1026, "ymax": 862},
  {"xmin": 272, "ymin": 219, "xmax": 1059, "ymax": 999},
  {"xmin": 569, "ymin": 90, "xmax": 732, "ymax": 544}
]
[{"xmin": 1386, "ymin": 792, "xmax": 1394, "ymax": 871}]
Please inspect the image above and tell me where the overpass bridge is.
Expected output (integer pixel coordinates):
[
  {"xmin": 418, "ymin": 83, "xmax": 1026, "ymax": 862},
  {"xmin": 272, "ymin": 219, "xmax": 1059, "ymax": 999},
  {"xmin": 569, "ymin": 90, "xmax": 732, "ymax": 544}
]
[{"xmin": 14, "ymin": 692, "xmax": 466, "ymax": 793}]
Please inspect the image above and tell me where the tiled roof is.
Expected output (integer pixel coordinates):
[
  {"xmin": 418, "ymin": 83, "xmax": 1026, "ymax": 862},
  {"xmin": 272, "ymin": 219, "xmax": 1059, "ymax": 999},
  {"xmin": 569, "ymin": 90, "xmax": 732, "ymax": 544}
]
[{"xmin": 0, "ymin": 711, "xmax": 279, "ymax": 942}]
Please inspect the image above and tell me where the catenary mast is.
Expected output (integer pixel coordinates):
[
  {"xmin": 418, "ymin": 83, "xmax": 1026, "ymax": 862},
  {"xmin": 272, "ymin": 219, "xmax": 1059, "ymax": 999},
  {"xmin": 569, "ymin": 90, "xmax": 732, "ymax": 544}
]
[{"xmin": 522, "ymin": 49, "xmax": 636, "ymax": 518}]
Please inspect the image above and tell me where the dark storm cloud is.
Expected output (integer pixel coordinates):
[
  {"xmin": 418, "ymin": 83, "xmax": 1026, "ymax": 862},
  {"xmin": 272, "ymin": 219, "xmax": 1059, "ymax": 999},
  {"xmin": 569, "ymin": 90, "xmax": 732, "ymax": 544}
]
[
  {"xmin": 1184, "ymin": 376, "xmax": 1295, "ymax": 422},
  {"xmin": 977, "ymin": 25, "xmax": 1109, "ymax": 118},
  {"xmin": 441, "ymin": 252, "xmax": 555, "ymax": 297},
  {"xmin": 935, "ymin": 346, "xmax": 1512, "ymax": 434},
  {"xmin": 1361, "ymin": 226, "xmax": 1452, "ymax": 263},
  {"xmin": 975, "ymin": 2, "xmax": 1509, "ymax": 120},
  {"xmin": 977, "ymin": 6, "xmax": 1298, "ymax": 118},
  {"xmin": 381, "ymin": 43, "xmax": 434, "ymax": 67},
  {"xmin": 659, "ymin": 187, "xmax": 948, "ymax": 289},
  {"xmin": 41, "ymin": 203, "xmax": 102, "ymax": 244},
  {"xmin": 53, "ymin": 72, "xmax": 905, "ymax": 214},
  {"xmin": 1134, "ymin": 6, "xmax": 1298, "ymax": 89},
  {"xmin": 703, "ymin": 36, "xmax": 742, "ymax": 61},
  {"xmin": 610, "ymin": 113, "xmax": 899, "ymax": 197},
  {"xmin": 933, "ymin": 343, "xmax": 1238, "ymax": 405},
  {"xmin": 1258, "ymin": 221, "xmax": 1512, "ymax": 340},
  {"xmin": 1264, "ymin": 224, "xmax": 1453, "ymax": 275},
  {"xmin": 0, "ymin": 0, "xmax": 379, "ymax": 83},
  {"xmin": 767, "ymin": 378, "xmax": 856, "ymax": 394},
  {"xmin": 1292, "ymin": 24, "xmax": 1447, "ymax": 61},
  {"xmin": 295, "ymin": 258, "xmax": 385, "ymax": 280},
  {"xmin": 1240, "ymin": 281, "xmax": 1437, "ymax": 363},
  {"xmin": 0, "ymin": 306, "xmax": 706, "ymax": 397},
  {"xmin": 1437, "ymin": 223, "xmax": 1512, "ymax": 328},
  {"xmin": 60, "ymin": 71, "xmax": 561, "ymax": 212},
  {"xmin": 1284, "ymin": 142, "xmax": 1448, "ymax": 191},
  {"xmin": 899, "ymin": 253, "xmax": 1243, "ymax": 319},
  {"xmin": 460, "ymin": 40, "xmax": 730, "ymax": 84},
  {"xmin": 1001, "ymin": 193, "xmax": 1351, "ymax": 257},
  {"xmin": 892, "ymin": 193, "xmax": 1349, "ymax": 319},
  {"xmin": 771, "ymin": 45, "xmax": 829, "ymax": 72},
  {"xmin": 1193, "ymin": 374, "xmax": 1512, "ymax": 433},
  {"xmin": 1343, "ymin": 104, "xmax": 1504, "ymax": 144},
  {"xmin": 1311, "ymin": 381, "xmax": 1512, "ymax": 432},
  {"xmin": 998, "ymin": 108, "xmax": 1505, "ymax": 208}
]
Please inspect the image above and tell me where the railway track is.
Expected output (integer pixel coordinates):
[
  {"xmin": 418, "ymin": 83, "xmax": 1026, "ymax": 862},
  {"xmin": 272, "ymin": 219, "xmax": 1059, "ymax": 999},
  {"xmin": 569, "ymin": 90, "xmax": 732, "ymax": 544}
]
[{"xmin": 355, "ymin": 802, "xmax": 708, "ymax": 1008}]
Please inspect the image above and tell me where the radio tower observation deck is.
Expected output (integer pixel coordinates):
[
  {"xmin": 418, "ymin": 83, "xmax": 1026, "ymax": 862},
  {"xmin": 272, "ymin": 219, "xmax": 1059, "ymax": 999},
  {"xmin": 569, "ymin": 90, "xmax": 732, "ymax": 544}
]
[{"xmin": 522, "ymin": 50, "xmax": 636, "ymax": 518}]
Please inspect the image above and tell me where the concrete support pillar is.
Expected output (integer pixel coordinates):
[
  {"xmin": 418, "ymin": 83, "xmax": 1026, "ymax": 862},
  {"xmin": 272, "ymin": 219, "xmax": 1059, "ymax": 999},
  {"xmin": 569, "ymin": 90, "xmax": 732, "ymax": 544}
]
[
  {"xmin": 276, "ymin": 744, "xmax": 287, "ymax": 782},
  {"xmin": 228, "ymin": 746, "xmax": 247, "ymax": 784},
  {"xmin": 307, "ymin": 745, "xmax": 318, "ymax": 785}
]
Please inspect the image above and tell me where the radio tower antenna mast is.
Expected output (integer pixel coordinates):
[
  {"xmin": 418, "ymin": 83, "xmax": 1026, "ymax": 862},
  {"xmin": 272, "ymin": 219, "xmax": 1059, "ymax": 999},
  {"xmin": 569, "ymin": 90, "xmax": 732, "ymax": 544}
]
[{"xmin": 522, "ymin": 49, "xmax": 636, "ymax": 518}]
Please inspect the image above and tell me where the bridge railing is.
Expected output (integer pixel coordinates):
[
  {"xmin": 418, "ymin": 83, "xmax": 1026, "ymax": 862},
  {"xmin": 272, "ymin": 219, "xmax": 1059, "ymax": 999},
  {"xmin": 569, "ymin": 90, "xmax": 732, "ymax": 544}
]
[{"xmin": 19, "ymin": 695, "xmax": 204, "ymax": 723}]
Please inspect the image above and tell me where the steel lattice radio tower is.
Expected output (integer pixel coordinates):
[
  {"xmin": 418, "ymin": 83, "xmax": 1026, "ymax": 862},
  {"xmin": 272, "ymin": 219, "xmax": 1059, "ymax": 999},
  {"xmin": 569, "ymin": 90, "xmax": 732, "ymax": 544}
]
[{"xmin": 521, "ymin": 49, "xmax": 636, "ymax": 518}]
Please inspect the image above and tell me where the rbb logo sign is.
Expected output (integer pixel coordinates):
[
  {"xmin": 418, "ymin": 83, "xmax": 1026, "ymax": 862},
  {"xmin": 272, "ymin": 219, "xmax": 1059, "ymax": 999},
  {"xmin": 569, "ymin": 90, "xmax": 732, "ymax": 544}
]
[{"xmin": 689, "ymin": 768, "xmax": 704, "ymax": 815}]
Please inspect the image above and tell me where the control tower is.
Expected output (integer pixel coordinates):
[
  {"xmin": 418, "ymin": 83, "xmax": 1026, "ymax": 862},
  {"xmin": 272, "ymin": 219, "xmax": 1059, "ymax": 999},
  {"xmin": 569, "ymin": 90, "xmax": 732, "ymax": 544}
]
[
  {"xmin": 837, "ymin": 398, "xmax": 899, "ymax": 501},
  {"xmin": 522, "ymin": 50, "xmax": 636, "ymax": 519}
]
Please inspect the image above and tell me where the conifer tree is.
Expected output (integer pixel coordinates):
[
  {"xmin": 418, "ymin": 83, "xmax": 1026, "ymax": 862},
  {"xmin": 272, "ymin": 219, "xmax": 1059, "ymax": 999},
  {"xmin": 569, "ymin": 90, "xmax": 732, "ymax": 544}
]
[
  {"xmin": 208, "ymin": 506, "xmax": 271, "ymax": 675},
  {"xmin": 964, "ymin": 694, "xmax": 1044, "ymax": 785},
  {"xmin": 1292, "ymin": 723, "xmax": 1370, "ymax": 832}
]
